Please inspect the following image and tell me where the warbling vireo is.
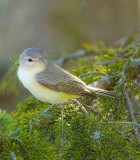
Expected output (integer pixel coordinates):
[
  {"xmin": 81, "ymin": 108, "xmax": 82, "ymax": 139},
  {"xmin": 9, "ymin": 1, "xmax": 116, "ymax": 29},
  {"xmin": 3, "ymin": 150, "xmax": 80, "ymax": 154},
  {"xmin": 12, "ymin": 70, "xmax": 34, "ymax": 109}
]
[{"xmin": 17, "ymin": 48, "xmax": 118, "ymax": 104}]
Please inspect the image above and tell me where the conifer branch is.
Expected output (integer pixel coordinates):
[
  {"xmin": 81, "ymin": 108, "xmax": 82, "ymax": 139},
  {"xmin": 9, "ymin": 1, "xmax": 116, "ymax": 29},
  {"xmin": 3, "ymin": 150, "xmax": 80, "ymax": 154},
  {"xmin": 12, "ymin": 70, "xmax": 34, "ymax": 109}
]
[
  {"xmin": 119, "ymin": 47, "xmax": 140, "ymax": 143},
  {"xmin": 131, "ymin": 80, "xmax": 140, "ymax": 88},
  {"xmin": 123, "ymin": 89, "xmax": 140, "ymax": 143},
  {"xmin": 88, "ymin": 75, "xmax": 116, "ymax": 90},
  {"xmin": 79, "ymin": 71, "xmax": 106, "ymax": 78},
  {"xmin": 85, "ymin": 105, "xmax": 103, "ymax": 117},
  {"xmin": 60, "ymin": 106, "xmax": 64, "ymax": 147},
  {"xmin": 102, "ymin": 57, "xmax": 127, "ymax": 65},
  {"xmin": 120, "ymin": 47, "xmax": 139, "ymax": 83},
  {"xmin": 72, "ymin": 99, "xmax": 88, "ymax": 114},
  {"xmin": 10, "ymin": 138, "xmax": 32, "ymax": 160},
  {"xmin": 55, "ymin": 50, "xmax": 89, "ymax": 65},
  {"xmin": 96, "ymin": 121, "xmax": 140, "ymax": 128}
]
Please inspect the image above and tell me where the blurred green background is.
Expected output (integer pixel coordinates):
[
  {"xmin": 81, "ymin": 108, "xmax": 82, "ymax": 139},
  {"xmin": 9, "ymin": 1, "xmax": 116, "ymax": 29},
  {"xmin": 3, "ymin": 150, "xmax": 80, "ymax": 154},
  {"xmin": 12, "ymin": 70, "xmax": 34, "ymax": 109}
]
[{"xmin": 0, "ymin": 0, "xmax": 139, "ymax": 112}]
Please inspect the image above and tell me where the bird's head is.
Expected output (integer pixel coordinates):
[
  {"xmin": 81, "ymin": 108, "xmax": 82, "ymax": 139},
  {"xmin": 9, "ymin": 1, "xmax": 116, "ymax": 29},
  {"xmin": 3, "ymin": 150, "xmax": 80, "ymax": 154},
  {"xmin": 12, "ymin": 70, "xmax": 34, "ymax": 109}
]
[{"xmin": 18, "ymin": 48, "xmax": 46, "ymax": 73}]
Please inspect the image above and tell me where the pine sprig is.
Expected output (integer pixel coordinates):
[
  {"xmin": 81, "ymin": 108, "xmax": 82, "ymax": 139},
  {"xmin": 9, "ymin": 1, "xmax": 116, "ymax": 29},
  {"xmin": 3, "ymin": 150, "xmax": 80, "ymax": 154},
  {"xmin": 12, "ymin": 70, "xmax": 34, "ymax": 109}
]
[
  {"xmin": 0, "ymin": 41, "xmax": 140, "ymax": 159},
  {"xmin": 10, "ymin": 55, "xmax": 19, "ymax": 71}
]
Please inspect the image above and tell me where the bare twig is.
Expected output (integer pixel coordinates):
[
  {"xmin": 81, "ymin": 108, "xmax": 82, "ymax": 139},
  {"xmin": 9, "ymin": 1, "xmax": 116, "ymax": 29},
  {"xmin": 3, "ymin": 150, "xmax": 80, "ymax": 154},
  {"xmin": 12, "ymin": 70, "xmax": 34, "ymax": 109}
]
[
  {"xmin": 72, "ymin": 99, "xmax": 103, "ymax": 117},
  {"xmin": 131, "ymin": 80, "xmax": 140, "ymax": 88},
  {"xmin": 88, "ymin": 75, "xmax": 117, "ymax": 90},
  {"xmin": 10, "ymin": 151, "xmax": 17, "ymax": 160},
  {"xmin": 95, "ymin": 121, "xmax": 140, "ymax": 128},
  {"xmin": 102, "ymin": 57, "xmax": 127, "ymax": 65},
  {"xmin": 60, "ymin": 106, "xmax": 64, "ymax": 146},
  {"xmin": 130, "ymin": 58, "xmax": 140, "ymax": 78},
  {"xmin": 119, "ymin": 47, "xmax": 140, "ymax": 143},
  {"xmin": 119, "ymin": 47, "xmax": 139, "ymax": 85},
  {"xmin": 123, "ymin": 89, "xmax": 140, "ymax": 143},
  {"xmin": 79, "ymin": 71, "xmax": 106, "ymax": 78},
  {"xmin": 10, "ymin": 138, "xmax": 32, "ymax": 160},
  {"xmin": 130, "ymin": 58, "xmax": 140, "ymax": 64},
  {"xmin": 85, "ymin": 105, "xmax": 103, "ymax": 117},
  {"xmin": 72, "ymin": 99, "xmax": 88, "ymax": 114},
  {"xmin": 123, "ymin": 48, "xmax": 139, "ymax": 76},
  {"xmin": 55, "ymin": 50, "xmax": 89, "ymax": 65}
]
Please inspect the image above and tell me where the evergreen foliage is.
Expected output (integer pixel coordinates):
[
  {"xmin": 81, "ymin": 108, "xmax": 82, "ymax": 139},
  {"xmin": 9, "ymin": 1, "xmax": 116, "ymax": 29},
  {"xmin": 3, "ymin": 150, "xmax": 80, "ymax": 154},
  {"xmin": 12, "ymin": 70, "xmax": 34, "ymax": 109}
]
[{"xmin": 0, "ymin": 40, "xmax": 140, "ymax": 159}]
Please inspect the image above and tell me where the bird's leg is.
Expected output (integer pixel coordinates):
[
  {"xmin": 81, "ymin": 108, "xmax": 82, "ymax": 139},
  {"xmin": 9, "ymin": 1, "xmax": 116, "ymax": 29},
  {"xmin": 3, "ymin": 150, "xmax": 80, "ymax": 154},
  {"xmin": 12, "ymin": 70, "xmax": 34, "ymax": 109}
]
[
  {"xmin": 40, "ymin": 102, "xmax": 66, "ymax": 117},
  {"xmin": 40, "ymin": 104, "xmax": 55, "ymax": 117},
  {"xmin": 59, "ymin": 103, "xmax": 65, "ymax": 146}
]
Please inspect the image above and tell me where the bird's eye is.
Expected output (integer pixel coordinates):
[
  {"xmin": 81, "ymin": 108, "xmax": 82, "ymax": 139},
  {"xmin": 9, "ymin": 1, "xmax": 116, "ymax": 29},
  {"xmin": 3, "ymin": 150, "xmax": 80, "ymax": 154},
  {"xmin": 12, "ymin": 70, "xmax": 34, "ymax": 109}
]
[{"xmin": 28, "ymin": 58, "xmax": 33, "ymax": 62}]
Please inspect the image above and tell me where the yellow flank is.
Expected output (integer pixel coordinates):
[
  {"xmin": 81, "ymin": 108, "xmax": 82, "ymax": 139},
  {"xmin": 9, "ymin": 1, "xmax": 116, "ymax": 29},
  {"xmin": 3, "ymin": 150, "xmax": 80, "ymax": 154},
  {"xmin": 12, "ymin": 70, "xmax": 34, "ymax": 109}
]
[
  {"xmin": 18, "ymin": 67, "xmax": 79, "ymax": 104},
  {"xmin": 30, "ymin": 82, "xmax": 79, "ymax": 104}
]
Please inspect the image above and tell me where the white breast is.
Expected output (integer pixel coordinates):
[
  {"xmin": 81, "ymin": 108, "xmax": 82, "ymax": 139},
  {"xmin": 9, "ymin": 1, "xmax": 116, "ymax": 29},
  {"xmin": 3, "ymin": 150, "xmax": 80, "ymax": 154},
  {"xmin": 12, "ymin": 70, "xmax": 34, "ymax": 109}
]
[
  {"xmin": 17, "ymin": 67, "xmax": 79, "ymax": 104},
  {"xmin": 17, "ymin": 67, "xmax": 34, "ymax": 88}
]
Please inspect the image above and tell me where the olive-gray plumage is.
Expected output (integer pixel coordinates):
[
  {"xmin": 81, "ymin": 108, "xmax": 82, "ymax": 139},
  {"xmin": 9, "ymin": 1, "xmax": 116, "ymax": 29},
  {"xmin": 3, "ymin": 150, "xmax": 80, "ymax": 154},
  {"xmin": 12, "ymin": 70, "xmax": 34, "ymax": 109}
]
[
  {"xmin": 17, "ymin": 48, "xmax": 118, "ymax": 104},
  {"xmin": 35, "ymin": 60, "xmax": 95, "ymax": 97}
]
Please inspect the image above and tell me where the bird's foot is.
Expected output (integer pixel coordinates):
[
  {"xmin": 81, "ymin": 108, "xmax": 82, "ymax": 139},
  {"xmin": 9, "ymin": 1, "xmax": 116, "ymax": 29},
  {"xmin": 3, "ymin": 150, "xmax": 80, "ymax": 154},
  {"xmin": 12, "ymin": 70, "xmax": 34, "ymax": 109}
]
[{"xmin": 40, "ymin": 104, "xmax": 55, "ymax": 117}]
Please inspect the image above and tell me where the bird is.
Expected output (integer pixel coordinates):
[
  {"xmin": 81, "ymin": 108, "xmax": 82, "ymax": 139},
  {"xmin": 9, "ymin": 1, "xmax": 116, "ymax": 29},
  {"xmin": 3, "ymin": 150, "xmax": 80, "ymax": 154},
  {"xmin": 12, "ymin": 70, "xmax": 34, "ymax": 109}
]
[{"xmin": 17, "ymin": 48, "xmax": 118, "ymax": 104}]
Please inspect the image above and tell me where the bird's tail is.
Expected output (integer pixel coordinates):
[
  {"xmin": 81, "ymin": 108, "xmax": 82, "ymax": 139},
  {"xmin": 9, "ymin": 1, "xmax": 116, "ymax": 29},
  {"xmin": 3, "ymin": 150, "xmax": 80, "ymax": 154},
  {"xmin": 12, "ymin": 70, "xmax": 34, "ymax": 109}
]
[{"xmin": 86, "ymin": 86, "xmax": 119, "ymax": 99}]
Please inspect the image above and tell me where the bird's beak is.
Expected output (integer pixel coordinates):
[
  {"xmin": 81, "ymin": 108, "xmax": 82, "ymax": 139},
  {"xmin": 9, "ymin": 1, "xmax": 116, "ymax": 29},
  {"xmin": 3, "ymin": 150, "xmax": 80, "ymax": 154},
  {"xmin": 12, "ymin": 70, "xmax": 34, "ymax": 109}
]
[{"xmin": 39, "ymin": 58, "xmax": 45, "ymax": 62}]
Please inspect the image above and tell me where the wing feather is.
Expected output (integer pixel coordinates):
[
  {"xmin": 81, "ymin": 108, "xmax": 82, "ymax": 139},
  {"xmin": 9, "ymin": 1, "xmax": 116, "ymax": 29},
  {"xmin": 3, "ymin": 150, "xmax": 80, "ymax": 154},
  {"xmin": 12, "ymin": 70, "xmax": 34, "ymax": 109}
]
[{"xmin": 35, "ymin": 61, "xmax": 90, "ymax": 96}]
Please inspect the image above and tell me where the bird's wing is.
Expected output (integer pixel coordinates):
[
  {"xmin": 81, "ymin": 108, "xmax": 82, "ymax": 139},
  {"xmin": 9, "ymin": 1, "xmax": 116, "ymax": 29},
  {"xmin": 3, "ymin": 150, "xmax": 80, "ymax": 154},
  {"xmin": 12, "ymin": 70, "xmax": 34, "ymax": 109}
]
[{"xmin": 35, "ymin": 61, "xmax": 90, "ymax": 96}]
